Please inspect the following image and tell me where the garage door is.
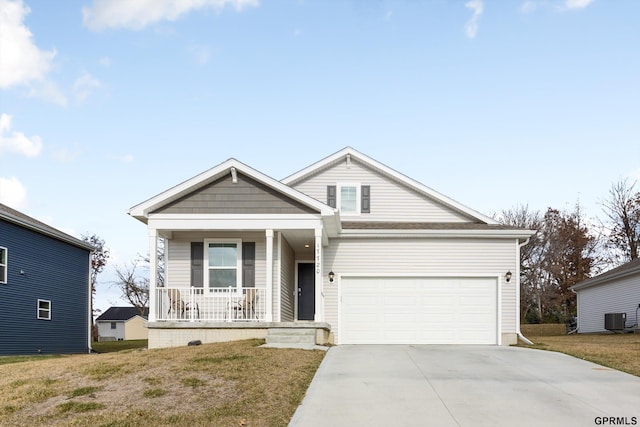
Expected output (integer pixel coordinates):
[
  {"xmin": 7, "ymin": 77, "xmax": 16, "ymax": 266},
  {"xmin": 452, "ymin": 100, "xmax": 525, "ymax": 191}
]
[{"xmin": 340, "ymin": 277, "xmax": 497, "ymax": 344}]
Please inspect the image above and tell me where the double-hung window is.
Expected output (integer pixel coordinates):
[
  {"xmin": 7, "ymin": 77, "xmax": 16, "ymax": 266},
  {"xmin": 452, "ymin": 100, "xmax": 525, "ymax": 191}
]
[
  {"xmin": 205, "ymin": 239, "xmax": 242, "ymax": 291},
  {"xmin": 328, "ymin": 184, "xmax": 370, "ymax": 215},
  {"xmin": 37, "ymin": 299, "xmax": 51, "ymax": 320},
  {"xmin": 0, "ymin": 247, "xmax": 6, "ymax": 284}
]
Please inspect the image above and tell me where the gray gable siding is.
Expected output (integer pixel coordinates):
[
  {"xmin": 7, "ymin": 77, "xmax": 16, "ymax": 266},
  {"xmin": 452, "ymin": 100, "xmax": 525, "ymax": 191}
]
[
  {"xmin": 153, "ymin": 172, "xmax": 317, "ymax": 215},
  {"xmin": 0, "ymin": 218, "xmax": 90, "ymax": 355}
]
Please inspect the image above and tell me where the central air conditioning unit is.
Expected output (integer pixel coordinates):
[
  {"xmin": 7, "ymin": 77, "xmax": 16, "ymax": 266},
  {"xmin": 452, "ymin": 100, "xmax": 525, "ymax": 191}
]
[{"xmin": 604, "ymin": 313, "xmax": 626, "ymax": 331}]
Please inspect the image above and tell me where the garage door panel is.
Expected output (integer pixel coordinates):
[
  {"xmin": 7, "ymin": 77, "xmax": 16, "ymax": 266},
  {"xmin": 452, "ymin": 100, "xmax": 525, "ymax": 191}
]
[{"xmin": 341, "ymin": 277, "xmax": 497, "ymax": 345}]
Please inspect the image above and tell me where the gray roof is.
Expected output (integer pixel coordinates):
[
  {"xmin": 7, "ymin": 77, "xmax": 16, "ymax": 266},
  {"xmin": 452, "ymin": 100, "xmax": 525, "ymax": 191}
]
[
  {"xmin": 0, "ymin": 203, "xmax": 94, "ymax": 251},
  {"xmin": 571, "ymin": 257, "xmax": 640, "ymax": 291},
  {"xmin": 96, "ymin": 306, "xmax": 149, "ymax": 321},
  {"xmin": 341, "ymin": 222, "xmax": 526, "ymax": 231}
]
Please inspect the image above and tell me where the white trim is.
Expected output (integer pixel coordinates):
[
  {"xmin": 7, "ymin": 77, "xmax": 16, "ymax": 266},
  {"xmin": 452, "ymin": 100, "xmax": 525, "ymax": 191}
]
[
  {"xmin": 148, "ymin": 229, "xmax": 158, "ymax": 322},
  {"xmin": 275, "ymin": 232, "xmax": 282, "ymax": 322},
  {"xmin": 265, "ymin": 230, "xmax": 274, "ymax": 322},
  {"xmin": 204, "ymin": 238, "xmax": 243, "ymax": 291},
  {"xmin": 314, "ymin": 228, "xmax": 323, "ymax": 322},
  {"xmin": 0, "ymin": 246, "xmax": 7, "ymax": 284},
  {"xmin": 340, "ymin": 228, "xmax": 535, "ymax": 240},
  {"xmin": 148, "ymin": 217, "xmax": 327, "ymax": 233},
  {"xmin": 337, "ymin": 273, "xmax": 501, "ymax": 345},
  {"xmin": 37, "ymin": 299, "xmax": 52, "ymax": 320},
  {"xmin": 282, "ymin": 147, "xmax": 499, "ymax": 224},
  {"xmin": 87, "ymin": 253, "xmax": 93, "ymax": 353},
  {"xmin": 129, "ymin": 158, "xmax": 335, "ymax": 220}
]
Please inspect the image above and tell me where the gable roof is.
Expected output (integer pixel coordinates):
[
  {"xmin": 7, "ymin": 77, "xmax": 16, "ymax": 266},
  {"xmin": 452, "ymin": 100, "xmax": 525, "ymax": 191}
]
[
  {"xmin": 96, "ymin": 306, "xmax": 149, "ymax": 321},
  {"xmin": 571, "ymin": 258, "xmax": 640, "ymax": 291},
  {"xmin": 281, "ymin": 147, "xmax": 499, "ymax": 225},
  {"xmin": 129, "ymin": 158, "xmax": 336, "ymax": 222},
  {"xmin": 0, "ymin": 203, "xmax": 94, "ymax": 251}
]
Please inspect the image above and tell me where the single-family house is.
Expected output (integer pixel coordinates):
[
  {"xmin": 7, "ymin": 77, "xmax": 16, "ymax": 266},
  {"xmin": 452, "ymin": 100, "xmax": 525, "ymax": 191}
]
[
  {"xmin": 96, "ymin": 306, "xmax": 149, "ymax": 341},
  {"xmin": 571, "ymin": 257, "xmax": 640, "ymax": 333},
  {"xmin": 0, "ymin": 203, "xmax": 93, "ymax": 355},
  {"xmin": 129, "ymin": 147, "xmax": 534, "ymax": 349}
]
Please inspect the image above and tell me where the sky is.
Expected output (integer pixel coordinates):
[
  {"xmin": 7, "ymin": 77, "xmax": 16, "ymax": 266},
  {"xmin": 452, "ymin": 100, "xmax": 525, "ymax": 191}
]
[{"xmin": 1, "ymin": 0, "xmax": 639, "ymax": 314}]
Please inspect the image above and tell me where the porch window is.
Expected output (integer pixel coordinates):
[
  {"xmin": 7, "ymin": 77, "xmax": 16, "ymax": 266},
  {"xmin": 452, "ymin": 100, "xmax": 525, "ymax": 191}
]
[{"xmin": 205, "ymin": 240, "xmax": 242, "ymax": 290}]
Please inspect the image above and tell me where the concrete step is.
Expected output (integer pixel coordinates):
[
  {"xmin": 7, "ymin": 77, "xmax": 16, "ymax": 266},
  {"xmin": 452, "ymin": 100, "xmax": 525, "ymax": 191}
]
[{"xmin": 266, "ymin": 328, "xmax": 317, "ymax": 345}]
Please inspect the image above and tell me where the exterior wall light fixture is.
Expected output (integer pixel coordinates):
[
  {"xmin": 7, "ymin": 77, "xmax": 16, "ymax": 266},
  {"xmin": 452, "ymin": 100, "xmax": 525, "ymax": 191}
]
[
  {"xmin": 328, "ymin": 271, "xmax": 335, "ymax": 283},
  {"xmin": 505, "ymin": 271, "xmax": 512, "ymax": 283}
]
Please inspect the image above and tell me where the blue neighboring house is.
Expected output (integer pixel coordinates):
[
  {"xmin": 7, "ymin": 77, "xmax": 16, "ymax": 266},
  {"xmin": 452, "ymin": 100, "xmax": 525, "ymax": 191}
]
[{"xmin": 0, "ymin": 203, "xmax": 94, "ymax": 355}]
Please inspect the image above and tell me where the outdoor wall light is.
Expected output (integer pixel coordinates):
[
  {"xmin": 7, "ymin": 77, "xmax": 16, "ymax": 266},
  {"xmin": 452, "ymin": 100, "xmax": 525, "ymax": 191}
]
[
  {"xmin": 505, "ymin": 271, "xmax": 512, "ymax": 283},
  {"xmin": 328, "ymin": 271, "xmax": 335, "ymax": 283}
]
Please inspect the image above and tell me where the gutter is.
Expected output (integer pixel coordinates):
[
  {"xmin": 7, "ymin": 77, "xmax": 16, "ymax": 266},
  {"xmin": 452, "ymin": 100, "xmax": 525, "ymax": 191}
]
[{"xmin": 516, "ymin": 237, "xmax": 534, "ymax": 345}]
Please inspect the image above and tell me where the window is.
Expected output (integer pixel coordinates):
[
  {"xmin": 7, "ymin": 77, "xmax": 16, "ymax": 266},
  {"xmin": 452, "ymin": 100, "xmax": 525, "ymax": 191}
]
[
  {"xmin": 37, "ymin": 299, "xmax": 51, "ymax": 320},
  {"xmin": 337, "ymin": 183, "xmax": 360, "ymax": 215},
  {"xmin": 111, "ymin": 322, "xmax": 117, "ymax": 330},
  {"xmin": 0, "ymin": 247, "xmax": 6, "ymax": 284},
  {"xmin": 205, "ymin": 240, "xmax": 241, "ymax": 290}
]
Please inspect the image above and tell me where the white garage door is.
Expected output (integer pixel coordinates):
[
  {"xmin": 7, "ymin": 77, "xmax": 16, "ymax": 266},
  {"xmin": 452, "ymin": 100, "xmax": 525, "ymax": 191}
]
[{"xmin": 340, "ymin": 277, "xmax": 498, "ymax": 344}]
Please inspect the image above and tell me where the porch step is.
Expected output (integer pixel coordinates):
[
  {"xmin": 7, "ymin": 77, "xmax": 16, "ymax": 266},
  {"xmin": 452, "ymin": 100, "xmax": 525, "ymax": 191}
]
[{"xmin": 266, "ymin": 328, "xmax": 317, "ymax": 345}]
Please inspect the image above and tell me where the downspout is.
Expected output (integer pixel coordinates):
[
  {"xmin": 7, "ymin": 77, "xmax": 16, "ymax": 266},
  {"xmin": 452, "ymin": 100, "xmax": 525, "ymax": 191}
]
[{"xmin": 516, "ymin": 237, "xmax": 534, "ymax": 345}]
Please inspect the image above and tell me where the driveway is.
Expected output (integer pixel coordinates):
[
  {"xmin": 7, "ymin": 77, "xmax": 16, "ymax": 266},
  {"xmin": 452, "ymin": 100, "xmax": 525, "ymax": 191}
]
[{"xmin": 290, "ymin": 345, "xmax": 640, "ymax": 427}]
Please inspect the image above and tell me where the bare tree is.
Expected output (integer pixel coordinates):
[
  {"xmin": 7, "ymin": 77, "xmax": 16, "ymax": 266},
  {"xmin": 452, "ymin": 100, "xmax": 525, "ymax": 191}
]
[
  {"xmin": 82, "ymin": 233, "xmax": 110, "ymax": 318},
  {"xmin": 601, "ymin": 179, "xmax": 640, "ymax": 262},
  {"xmin": 114, "ymin": 261, "xmax": 149, "ymax": 315}
]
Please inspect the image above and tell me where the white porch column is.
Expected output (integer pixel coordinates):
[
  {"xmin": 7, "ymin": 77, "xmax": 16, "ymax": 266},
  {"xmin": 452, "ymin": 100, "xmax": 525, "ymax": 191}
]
[
  {"xmin": 148, "ymin": 228, "xmax": 158, "ymax": 322},
  {"xmin": 314, "ymin": 228, "xmax": 323, "ymax": 322},
  {"xmin": 266, "ymin": 229, "xmax": 274, "ymax": 322}
]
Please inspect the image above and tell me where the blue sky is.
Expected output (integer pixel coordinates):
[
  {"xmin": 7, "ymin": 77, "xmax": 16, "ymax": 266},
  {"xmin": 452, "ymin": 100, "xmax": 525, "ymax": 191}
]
[{"xmin": 1, "ymin": 0, "xmax": 639, "ymax": 312}]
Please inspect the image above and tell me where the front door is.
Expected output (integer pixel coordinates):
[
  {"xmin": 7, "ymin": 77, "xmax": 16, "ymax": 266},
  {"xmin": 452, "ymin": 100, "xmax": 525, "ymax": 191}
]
[{"xmin": 297, "ymin": 263, "xmax": 315, "ymax": 321}]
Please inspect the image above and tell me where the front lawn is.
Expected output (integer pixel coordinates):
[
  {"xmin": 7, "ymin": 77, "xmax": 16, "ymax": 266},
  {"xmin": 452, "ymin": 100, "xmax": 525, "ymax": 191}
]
[
  {"xmin": 520, "ymin": 332, "xmax": 640, "ymax": 377},
  {"xmin": 0, "ymin": 339, "xmax": 325, "ymax": 426}
]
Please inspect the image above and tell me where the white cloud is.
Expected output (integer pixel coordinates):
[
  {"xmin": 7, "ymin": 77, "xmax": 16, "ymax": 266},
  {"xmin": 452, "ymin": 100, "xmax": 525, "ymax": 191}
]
[
  {"xmin": 82, "ymin": 0, "xmax": 260, "ymax": 31},
  {"xmin": 564, "ymin": 0, "xmax": 594, "ymax": 10},
  {"xmin": 99, "ymin": 56, "xmax": 112, "ymax": 66},
  {"xmin": 52, "ymin": 146, "xmax": 82, "ymax": 163},
  {"xmin": 465, "ymin": 0, "xmax": 484, "ymax": 39},
  {"xmin": 520, "ymin": 1, "xmax": 538, "ymax": 13},
  {"xmin": 0, "ymin": 0, "xmax": 56, "ymax": 89},
  {"xmin": 27, "ymin": 79, "xmax": 68, "ymax": 106},
  {"xmin": 187, "ymin": 44, "xmax": 211, "ymax": 65},
  {"xmin": 119, "ymin": 154, "xmax": 135, "ymax": 163},
  {"xmin": 73, "ymin": 72, "xmax": 102, "ymax": 103},
  {"xmin": 0, "ymin": 176, "xmax": 27, "ymax": 209},
  {"xmin": 0, "ymin": 113, "xmax": 43, "ymax": 157}
]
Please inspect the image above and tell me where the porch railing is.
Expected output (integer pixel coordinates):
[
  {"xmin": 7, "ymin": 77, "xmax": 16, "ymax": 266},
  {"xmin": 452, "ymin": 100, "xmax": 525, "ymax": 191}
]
[{"xmin": 155, "ymin": 287, "xmax": 266, "ymax": 322}]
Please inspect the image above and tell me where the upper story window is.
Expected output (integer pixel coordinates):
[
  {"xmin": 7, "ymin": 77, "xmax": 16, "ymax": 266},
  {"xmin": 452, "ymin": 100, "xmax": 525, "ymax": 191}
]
[
  {"xmin": 0, "ymin": 247, "xmax": 6, "ymax": 284},
  {"xmin": 205, "ymin": 239, "xmax": 242, "ymax": 291},
  {"xmin": 327, "ymin": 184, "xmax": 370, "ymax": 215}
]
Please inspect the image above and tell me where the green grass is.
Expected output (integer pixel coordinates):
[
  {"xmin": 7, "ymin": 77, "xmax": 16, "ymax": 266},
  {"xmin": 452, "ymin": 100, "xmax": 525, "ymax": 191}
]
[
  {"xmin": 0, "ymin": 355, "xmax": 63, "ymax": 366},
  {"xmin": 143, "ymin": 388, "xmax": 167, "ymax": 398},
  {"xmin": 91, "ymin": 340, "xmax": 148, "ymax": 353},
  {"xmin": 56, "ymin": 401, "xmax": 105, "ymax": 413},
  {"xmin": 69, "ymin": 386, "xmax": 102, "ymax": 398}
]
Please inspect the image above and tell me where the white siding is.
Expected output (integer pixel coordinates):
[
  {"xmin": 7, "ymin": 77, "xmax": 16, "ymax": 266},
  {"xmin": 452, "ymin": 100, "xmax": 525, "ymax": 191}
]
[
  {"xmin": 291, "ymin": 158, "xmax": 472, "ymax": 222},
  {"xmin": 97, "ymin": 321, "xmax": 124, "ymax": 340},
  {"xmin": 577, "ymin": 274, "xmax": 640, "ymax": 333},
  {"xmin": 323, "ymin": 238, "xmax": 518, "ymax": 343},
  {"xmin": 167, "ymin": 231, "xmax": 266, "ymax": 288},
  {"xmin": 280, "ymin": 237, "xmax": 295, "ymax": 321}
]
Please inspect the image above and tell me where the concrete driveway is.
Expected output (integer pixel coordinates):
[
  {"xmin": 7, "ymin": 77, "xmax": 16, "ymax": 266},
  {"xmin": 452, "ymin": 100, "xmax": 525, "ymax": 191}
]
[{"xmin": 290, "ymin": 345, "xmax": 640, "ymax": 427}]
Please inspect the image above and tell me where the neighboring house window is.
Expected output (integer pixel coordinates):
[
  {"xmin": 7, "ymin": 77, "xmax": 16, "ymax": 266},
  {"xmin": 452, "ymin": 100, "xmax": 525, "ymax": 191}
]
[
  {"xmin": 111, "ymin": 322, "xmax": 117, "ymax": 329},
  {"xmin": 37, "ymin": 299, "xmax": 51, "ymax": 320},
  {"xmin": 0, "ymin": 247, "xmax": 6, "ymax": 284},
  {"xmin": 205, "ymin": 239, "xmax": 242, "ymax": 291}
]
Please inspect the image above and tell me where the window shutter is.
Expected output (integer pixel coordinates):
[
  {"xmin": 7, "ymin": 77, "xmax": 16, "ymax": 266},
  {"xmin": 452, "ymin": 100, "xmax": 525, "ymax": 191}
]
[
  {"xmin": 242, "ymin": 242, "xmax": 255, "ymax": 288},
  {"xmin": 327, "ymin": 185, "xmax": 337, "ymax": 208},
  {"xmin": 361, "ymin": 185, "xmax": 371, "ymax": 213},
  {"xmin": 191, "ymin": 242, "xmax": 203, "ymax": 288}
]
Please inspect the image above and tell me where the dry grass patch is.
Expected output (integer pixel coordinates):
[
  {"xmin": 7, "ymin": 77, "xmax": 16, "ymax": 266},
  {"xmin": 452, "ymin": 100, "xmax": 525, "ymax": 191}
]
[
  {"xmin": 0, "ymin": 339, "xmax": 325, "ymax": 427},
  {"xmin": 520, "ymin": 333, "xmax": 640, "ymax": 377}
]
